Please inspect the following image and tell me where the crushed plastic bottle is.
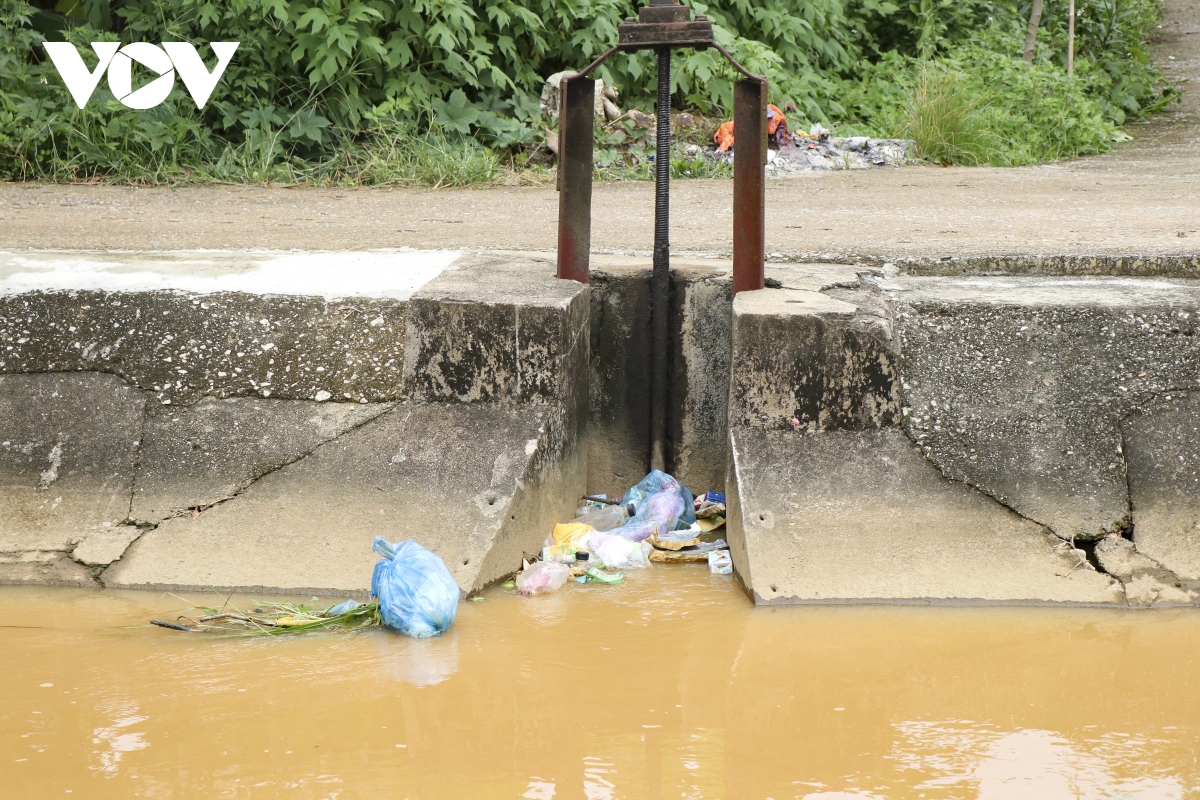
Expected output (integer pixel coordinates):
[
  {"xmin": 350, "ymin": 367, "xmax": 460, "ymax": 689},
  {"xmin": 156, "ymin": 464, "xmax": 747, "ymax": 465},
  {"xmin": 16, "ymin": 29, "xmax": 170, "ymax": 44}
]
[{"xmin": 573, "ymin": 502, "xmax": 629, "ymax": 532}]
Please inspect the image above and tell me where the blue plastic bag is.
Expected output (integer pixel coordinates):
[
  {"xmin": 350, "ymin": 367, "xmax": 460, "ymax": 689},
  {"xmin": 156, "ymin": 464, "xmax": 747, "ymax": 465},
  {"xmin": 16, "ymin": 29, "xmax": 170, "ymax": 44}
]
[
  {"xmin": 370, "ymin": 537, "xmax": 459, "ymax": 637},
  {"xmin": 614, "ymin": 470, "xmax": 696, "ymax": 542}
]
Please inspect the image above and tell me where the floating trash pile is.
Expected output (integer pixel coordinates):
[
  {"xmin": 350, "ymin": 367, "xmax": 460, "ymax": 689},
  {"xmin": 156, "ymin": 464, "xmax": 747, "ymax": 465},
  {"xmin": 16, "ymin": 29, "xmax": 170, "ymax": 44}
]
[
  {"xmin": 511, "ymin": 470, "xmax": 731, "ymax": 595},
  {"xmin": 152, "ymin": 536, "xmax": 460, "ymax": 639},
  {"xmin": 152, "ymin": 471, "xmax": 728, "ymax": 637}
]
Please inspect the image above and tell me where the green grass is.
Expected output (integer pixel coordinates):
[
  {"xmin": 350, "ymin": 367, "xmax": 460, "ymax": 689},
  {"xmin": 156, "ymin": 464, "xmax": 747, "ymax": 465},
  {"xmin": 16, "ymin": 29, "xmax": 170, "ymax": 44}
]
[
  {"xmin": 152, "ymin": 596, "xmax": 383, "ymax": 636},
  {"xmin": 899, "ymin": 62, "xmax": 1002, "ymax": 166}
]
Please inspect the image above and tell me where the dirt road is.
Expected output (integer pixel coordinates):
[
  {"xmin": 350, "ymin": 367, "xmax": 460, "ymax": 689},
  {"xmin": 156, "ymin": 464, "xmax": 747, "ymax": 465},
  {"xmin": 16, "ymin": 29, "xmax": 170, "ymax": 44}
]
[{"xmin": 1, "ymin": 2, "xmax": 1196, "ymax": 263}]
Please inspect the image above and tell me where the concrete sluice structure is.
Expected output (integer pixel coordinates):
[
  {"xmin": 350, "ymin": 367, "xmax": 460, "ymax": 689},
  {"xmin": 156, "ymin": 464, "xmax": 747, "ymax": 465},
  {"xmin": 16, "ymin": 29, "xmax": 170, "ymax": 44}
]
[
  {"xmin": 2, "ymin": 249, "xmax": 1200, "ymax": 607},
  {"xmin": 0, "ymin": 250, "xmax": 587, "ymax": 597}
]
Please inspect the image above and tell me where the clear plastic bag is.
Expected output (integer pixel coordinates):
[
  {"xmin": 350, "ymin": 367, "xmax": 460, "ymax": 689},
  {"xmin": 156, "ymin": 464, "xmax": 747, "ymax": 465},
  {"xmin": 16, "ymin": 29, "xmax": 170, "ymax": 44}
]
[
  {"xmin": 588, "ymin": 530, "xmax": 652, "ymax": 569},
  {"xmin": 614, "ymin": 470, "xmax": 696, "ymax": 542},
  {"xmin": 516, "ymin": 561, "xmax": 571, "ymax": 595},
  {"xmin": 573, "ymin": 503, "xmax": 629, "ymax": 532},
  {"xmin": 370, "ymin": 537, "xmax": 460, "ymax": 637}
]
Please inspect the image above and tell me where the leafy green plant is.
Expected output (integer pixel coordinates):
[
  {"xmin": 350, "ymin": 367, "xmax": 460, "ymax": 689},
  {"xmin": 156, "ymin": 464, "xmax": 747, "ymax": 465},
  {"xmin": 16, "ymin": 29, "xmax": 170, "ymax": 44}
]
[{"xmin": 0, "ymin": 0, "xmax": 1177, "ymax": 181}]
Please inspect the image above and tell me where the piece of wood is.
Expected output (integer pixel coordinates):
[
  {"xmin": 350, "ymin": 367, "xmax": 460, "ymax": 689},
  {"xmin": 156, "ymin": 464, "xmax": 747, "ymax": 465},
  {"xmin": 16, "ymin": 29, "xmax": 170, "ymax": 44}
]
[{"xmin": 649, "ymin": 549, "xmax": 709, "ymax": 563}]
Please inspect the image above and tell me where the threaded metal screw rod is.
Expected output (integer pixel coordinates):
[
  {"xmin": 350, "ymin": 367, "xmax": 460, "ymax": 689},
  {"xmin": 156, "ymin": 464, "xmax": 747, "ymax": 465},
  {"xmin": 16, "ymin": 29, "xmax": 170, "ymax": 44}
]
[{"xmin": 649, "ymin": 46, "xmax": 671, "ymax": 472}]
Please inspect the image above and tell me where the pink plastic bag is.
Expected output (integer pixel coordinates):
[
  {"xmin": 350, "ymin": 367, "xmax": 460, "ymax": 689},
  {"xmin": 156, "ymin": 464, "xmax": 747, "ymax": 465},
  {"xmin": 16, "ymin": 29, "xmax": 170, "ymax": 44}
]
[{"xmin": 515, "ymin": 561, "xmax": 571, "ymax": 595}]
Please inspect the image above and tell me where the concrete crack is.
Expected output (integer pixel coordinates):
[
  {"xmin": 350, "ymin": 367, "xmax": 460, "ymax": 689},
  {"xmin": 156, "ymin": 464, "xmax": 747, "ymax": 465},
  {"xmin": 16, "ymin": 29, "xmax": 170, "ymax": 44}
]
[
  {"xmin": 132, "ymin": 401, "xmax": 397, "ymax": 525},
  {"xmin": 125, "ymin": 390, "xmax": 153, "ymax": 522}
]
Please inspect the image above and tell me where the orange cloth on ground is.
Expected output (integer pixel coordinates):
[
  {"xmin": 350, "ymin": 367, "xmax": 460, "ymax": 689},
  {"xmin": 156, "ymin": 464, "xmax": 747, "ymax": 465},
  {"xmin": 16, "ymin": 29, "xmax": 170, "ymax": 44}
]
[
  {"xmin": 712, "ymin": 104, "xmax": 788, "ymax": 152},
  {"xmin": 767, "ymin": 104, "xmax": 787, "ymax": 135},
  {"xmin": 713, "ymin": 120, "xmax": 735, "ymax": 152}
]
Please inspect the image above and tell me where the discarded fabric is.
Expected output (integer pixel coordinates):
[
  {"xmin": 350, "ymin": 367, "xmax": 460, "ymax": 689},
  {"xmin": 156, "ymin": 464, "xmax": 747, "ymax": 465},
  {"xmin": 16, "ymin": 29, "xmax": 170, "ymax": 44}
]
[
  {"xmin": 714, "ymin": 120, "xmax": 735, "ymax": 152},
  {"xmin": 371, "ymin": 537, "xmax": 460, "ymax": 637},
  {"xmin": 713, "ymin": 105, "xmax": 788, "ymax": 152}
]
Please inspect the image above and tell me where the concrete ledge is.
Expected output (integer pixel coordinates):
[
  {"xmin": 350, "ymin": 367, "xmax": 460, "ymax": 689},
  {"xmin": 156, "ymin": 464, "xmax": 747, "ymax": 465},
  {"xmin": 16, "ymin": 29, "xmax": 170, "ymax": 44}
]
[
  {"xmin": 877, "ymin": 276, "xmax": 1200, "ymax": 542},
  {"xmin": 726, "ymin": 428, "xmax": 1124, "ymax": 605},
  {"xmin": 728, "ymin": 287, "xmax": 899, "ymax": 431},
  {"xmin": 726, "ymin": 276, "xmax": 1200, "ymax": 606},
  {"xmin": 0, "ymin": 250, "xmax": 587, "ymax": 595},
  {"xmin": 888, "ymin": 254, "xmax": 1200, "ymax": 280},
  {"xmin": 104, "ymin": 402, "xmax": 562, "ymax": 596}
]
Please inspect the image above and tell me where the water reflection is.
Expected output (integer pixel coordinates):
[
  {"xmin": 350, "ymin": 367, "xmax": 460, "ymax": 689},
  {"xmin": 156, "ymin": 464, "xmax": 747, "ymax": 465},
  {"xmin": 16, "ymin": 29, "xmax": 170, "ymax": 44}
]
[
  {"xmin": 89, "ymin": 700, "xmax": 149, "ymax": 775},
  {"xmin": 3, "ymin": 577, "xmax": 1200, "ymax": 799},
  {"xmin": 374, "ymin": 631, "xmax": 459, "ymax": 687},
  {"xmin": 582, "ymin": 754, "xmax": 617, "ymax": 800},
  {"xmin": 891, "ymin": 721, "xmax": 1185, "ymax": 800},
  {"xmin": 522, "ymin": 778, "xmax": 556, "ymax": 799}
]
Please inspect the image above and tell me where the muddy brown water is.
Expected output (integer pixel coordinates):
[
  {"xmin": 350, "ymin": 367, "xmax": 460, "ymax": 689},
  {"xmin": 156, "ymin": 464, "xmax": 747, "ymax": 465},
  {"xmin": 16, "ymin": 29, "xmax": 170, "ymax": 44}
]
[{"xmin": 3, "ymin": 569, "xmax": 1199, "ymax": 799}]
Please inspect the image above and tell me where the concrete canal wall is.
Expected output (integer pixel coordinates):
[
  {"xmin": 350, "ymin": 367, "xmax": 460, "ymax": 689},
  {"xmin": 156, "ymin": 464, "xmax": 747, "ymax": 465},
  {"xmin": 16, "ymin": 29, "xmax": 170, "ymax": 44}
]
[
  {"xmin": 3, "ymin": 248, "xmax": 1200, "ymax": 607},
  {"xmin": 0, "ymin": 250, "xmax": 587, "ymax": 597},
  {"xmin": 724, "ymin": 273, "xmax": 1200, "ymax": 607}
]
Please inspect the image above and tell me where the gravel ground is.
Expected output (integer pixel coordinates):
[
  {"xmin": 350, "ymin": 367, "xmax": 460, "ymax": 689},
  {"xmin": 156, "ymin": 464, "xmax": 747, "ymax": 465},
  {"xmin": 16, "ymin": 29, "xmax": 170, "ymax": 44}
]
[{"xmin": 1, "ymin": 1, "xmax": 1196, "ymax": 263}]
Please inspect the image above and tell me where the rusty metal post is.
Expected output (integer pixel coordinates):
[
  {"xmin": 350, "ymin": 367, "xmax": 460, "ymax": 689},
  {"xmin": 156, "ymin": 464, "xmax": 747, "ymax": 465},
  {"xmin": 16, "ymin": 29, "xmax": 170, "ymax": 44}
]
[
  {"xmin": 553, "ymin": 5, "xmax": 765, "ymax": 477},
  {"xmin": 556, "ymin": 75, "xmax": 596, "ymax": 283},
  {"xmin": 732, "ymin": 78, "xmax": 766, "ymax": 294},
  {"xmin": 647, "ymin": 47, "xmax": 673, "ymax": 473}
]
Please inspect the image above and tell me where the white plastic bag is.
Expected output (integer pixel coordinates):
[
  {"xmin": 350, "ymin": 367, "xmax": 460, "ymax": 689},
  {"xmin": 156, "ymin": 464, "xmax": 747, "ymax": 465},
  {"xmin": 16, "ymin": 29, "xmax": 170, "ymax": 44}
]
[
  {"xmin": 588, "ymin": 531, "xmax": 652, "ymax": 569},
  {"xmin": 516, "ymin": 561, "xmax": 571, "ymax": 595}
]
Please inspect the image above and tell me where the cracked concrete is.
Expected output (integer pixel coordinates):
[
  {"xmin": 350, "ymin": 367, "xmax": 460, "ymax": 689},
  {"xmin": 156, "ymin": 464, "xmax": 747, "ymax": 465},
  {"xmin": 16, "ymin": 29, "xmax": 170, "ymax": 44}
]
[
  {"xmin": 103, "ymin": 402, "xmax": 563, "ymax": 596},
  {"xmin": 72, "ymin": 524, "xmax": 143, "ymax": 566},
  {"xmin": 1123, "ymin": 391, "xmax": 1200, "ymax": 581},
  {"xmin": 0, "ymin": 284, "xmax": 411, "ymax": 407},
  {"xmin": 131, "ymin": 396, "xmax": 391, "ymax": 522},
  {"xmin": 0, "ymin": 373, "xmax": 144, "ymax": 583},
  {"xmin": 0, "ymin": 251, "xmax": 589, "ymax": 594},
  {"xmin": 727, "ymin": 427, "xmax": 1123, "ymax": 604},
  {"xmin": 4, "ymin": 244, "xmax": 1199, "ymax": 607},
  {"xmin": 866, "ymin": 276, "xmax": 1200, "ymax": 543},
  {"xmin": 1095, "ymin": 536, "xmax": 1200, "ymax": 606},
  {"xmin": 725, "ymin": 276, "xmax": 1200, "ymax": 606}
]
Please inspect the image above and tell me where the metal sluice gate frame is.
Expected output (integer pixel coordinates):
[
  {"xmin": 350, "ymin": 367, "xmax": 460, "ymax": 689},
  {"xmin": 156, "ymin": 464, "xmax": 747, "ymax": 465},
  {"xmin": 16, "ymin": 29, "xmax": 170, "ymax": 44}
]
[{"xmin": 555, "ymin": 0, "xmax": 767, "ymax": 472}]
